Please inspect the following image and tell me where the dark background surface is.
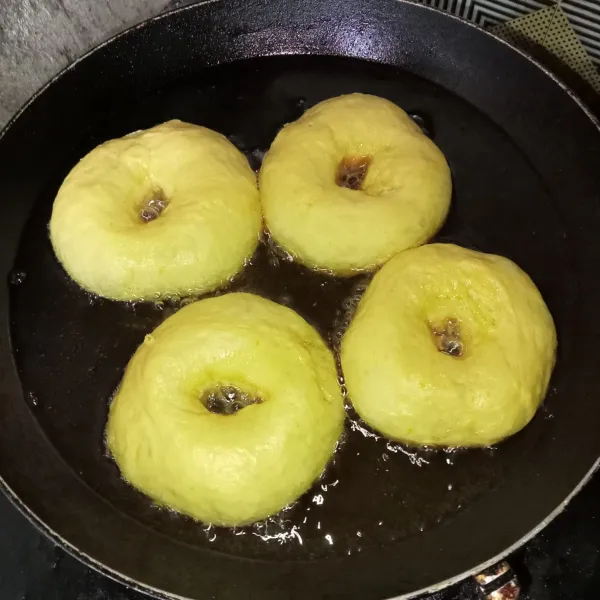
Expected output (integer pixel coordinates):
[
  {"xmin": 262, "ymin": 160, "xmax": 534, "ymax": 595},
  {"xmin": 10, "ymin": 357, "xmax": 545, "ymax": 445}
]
[{"xmin": 0, "ymin": 470, "xmax": 599, "ymax": 599}]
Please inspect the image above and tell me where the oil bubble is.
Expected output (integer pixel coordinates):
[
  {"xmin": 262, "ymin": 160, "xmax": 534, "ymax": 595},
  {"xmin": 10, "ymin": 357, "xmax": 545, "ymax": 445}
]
[{"xmin": 9, "ymin": 270, "xmax": 27, "ymax": 286}]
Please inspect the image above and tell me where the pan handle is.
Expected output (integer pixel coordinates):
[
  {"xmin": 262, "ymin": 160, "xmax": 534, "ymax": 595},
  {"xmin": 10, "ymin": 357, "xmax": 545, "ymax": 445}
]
[{"xmin": 473, "ymin": 561, "xmax": 521, "ymax": 599}]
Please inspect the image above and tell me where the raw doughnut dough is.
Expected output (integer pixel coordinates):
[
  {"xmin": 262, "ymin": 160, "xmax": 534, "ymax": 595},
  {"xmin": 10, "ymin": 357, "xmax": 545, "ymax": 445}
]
[
  {"xmin": 260, "ymin": 94, "xmax": 451, "ymax": 274},
  {"xmin": 341, "ymin": 243, "xmax": 557, "ymax": 447},
  {"xmin": 50, "ymin": 120, "xmax": 261, "ymax": 300},
  {"xmin": 106, "ymin": 293, "xmax": 345, "ymax": 525}
]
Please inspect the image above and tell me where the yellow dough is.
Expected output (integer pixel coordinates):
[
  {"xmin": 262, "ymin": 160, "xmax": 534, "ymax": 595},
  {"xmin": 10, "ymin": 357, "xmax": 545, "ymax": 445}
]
[
  {"xmin": 50, "ymin": 120, "xmax": 261, "ymax": 301},
  {"xmin": 341, "ymin": 244, "xmax": 557, "ymax": 447},
  {"xmin": 106, "ymin": 292, "xmax": 344, "ymax": 526},
  {"xmin": 259, "ymin": 94, "xmax": 452, "ymax": 274}
]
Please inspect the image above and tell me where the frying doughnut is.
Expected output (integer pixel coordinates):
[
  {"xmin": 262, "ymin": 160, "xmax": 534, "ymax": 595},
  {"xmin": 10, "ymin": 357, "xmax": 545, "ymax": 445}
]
[
  {"xmin": 50, "ymin": 120, "xmax": 261, "ymax": 301},
  {"xmin": 341, "ymin": 244, "xmax": 556, "ymax": 447},
  {"xmin": 106, "ymin": 292, "xmax": 345, "ymax": 526},
  {"xmin": 259, "ymin": 94, "xmax": 452, "ymax": 274}
]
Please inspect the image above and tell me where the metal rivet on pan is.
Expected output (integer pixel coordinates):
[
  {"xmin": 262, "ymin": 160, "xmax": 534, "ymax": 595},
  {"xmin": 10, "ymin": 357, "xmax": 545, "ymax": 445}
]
[{"xmin": 474, "ymin": 561, "xmax": 521, "ymax": 599}]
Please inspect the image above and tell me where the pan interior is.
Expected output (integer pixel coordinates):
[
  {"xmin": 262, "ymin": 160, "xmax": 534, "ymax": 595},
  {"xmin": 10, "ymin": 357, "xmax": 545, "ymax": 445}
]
[{"xmin": 8, "ymin": 55, "xmax": 571, "ymax": 561}]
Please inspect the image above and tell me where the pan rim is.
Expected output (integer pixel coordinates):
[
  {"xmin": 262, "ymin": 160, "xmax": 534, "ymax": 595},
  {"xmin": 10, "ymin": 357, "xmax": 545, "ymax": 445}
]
[
  {"xmin": 1, "ymin": 0, "xmax": 599, "ymax": 598},
  {"xmin": 2, "ymin": 459, "xmax": 599, "ymax": 600}
]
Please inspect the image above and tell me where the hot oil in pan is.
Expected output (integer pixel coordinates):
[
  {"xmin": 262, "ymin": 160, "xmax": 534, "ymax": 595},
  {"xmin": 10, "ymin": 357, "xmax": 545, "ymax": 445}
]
[
  {"xmin": 114, "ymin": 240, "xmax": 504, "ymax": 558},
  {"xmin": 9, "ymin": 55, "xmax": 568, "ymax": 560}
]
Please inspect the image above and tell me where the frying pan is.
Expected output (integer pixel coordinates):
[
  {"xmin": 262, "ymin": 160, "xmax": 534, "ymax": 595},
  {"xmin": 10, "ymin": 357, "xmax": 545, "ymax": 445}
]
[{"xmin": 1, "ymin": 0, "xmax": 600, "ymax": 598}]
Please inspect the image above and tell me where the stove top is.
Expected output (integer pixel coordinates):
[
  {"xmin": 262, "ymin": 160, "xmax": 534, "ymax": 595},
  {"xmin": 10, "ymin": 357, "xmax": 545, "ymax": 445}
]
[{"xmin": 1, "ymin": 470, "xmax": 599, "ymax": 599}]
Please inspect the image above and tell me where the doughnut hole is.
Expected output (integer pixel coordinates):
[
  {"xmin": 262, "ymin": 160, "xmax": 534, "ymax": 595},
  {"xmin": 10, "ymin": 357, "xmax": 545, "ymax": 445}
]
[
  {"xmin": 335, "ymin": 155, "xmax": 372, "ymax": 190},
  {"xmin": 418, "ymin": 271, "xmax": 498, "ymax": 363},
  {"xmin": 140, "ymin": 186, "xmax": 169, "ymax": 223},
  {"xmin": 429, "ymin": 317, "xmax": 463, "ymax": 357},
  {"xmin": 201, "ymin": 385, "xmax": 263, "ymax": 415}
]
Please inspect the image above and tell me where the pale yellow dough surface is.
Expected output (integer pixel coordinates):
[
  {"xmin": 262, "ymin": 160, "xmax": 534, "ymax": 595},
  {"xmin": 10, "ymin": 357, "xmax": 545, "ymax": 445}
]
[
  {"xmin": 341, "ymin": 244, "xmax": 557, "ymax": 447},
  {"xmin": 106, "ymin": 293, "xmax": 345, "ymax": 526},
  {"xmin": 50, "ymin": 120, "xmax": 261, "ymax": 301},
  {"xmin": 259, "ymin": 94, "xmax": 452, "ymax": 274}
]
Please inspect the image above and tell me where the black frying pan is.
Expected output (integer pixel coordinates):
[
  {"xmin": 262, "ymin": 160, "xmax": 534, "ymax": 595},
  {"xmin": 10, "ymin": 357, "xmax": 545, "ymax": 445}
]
[{"xmin": 1, "ymin": 0, "xmax": 600, "ymax": 598}]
